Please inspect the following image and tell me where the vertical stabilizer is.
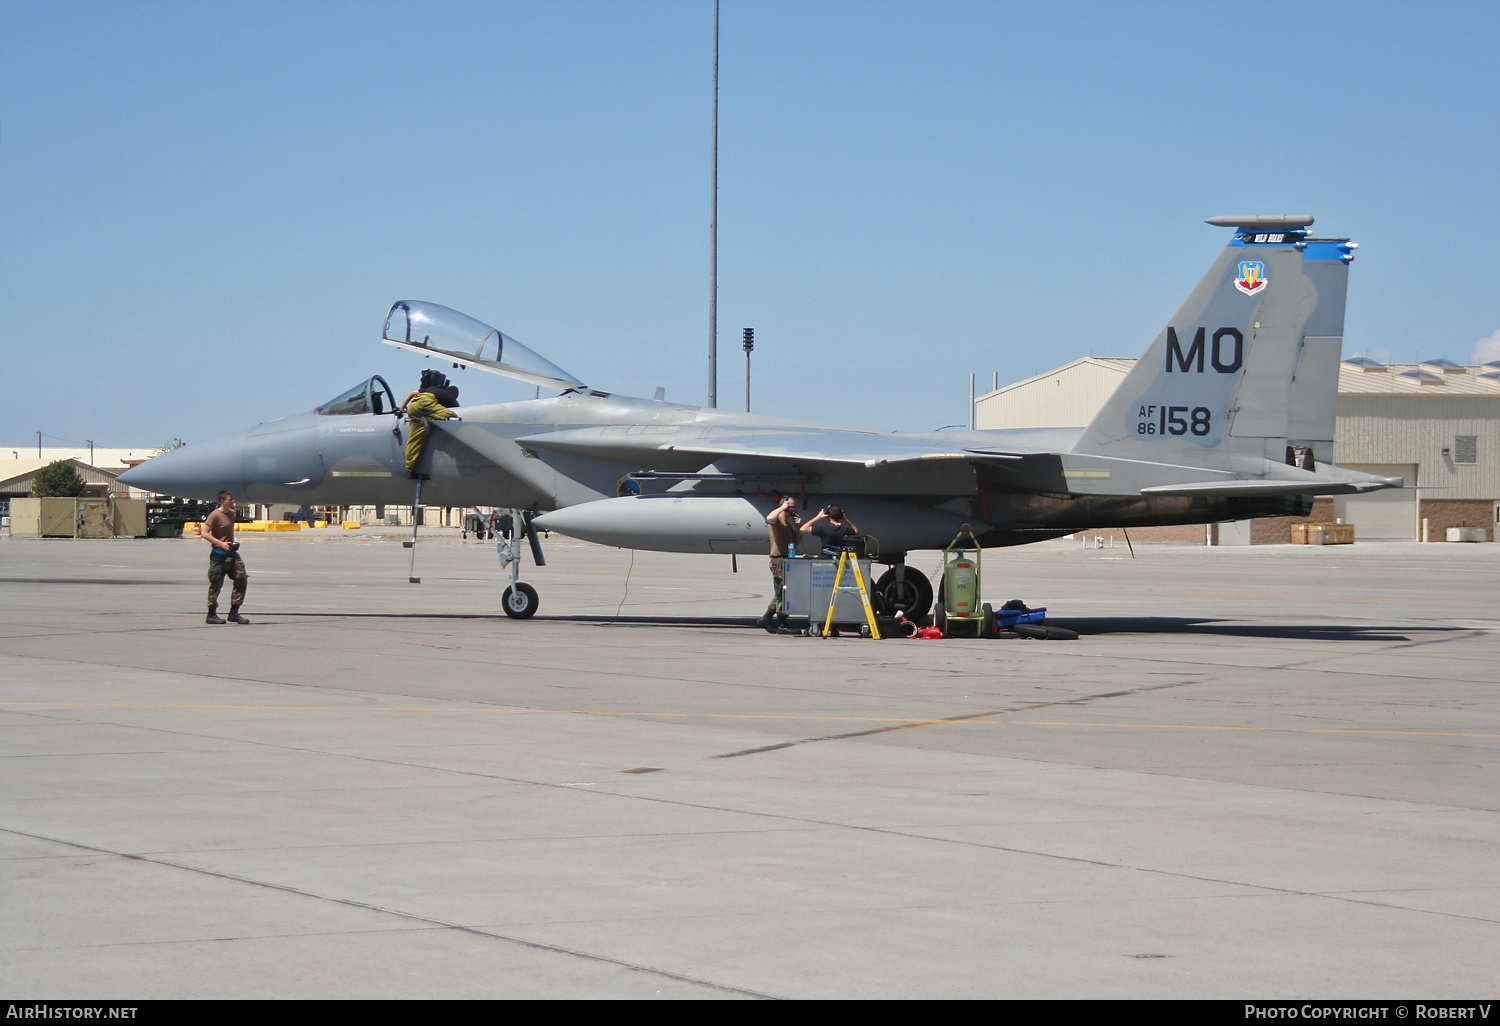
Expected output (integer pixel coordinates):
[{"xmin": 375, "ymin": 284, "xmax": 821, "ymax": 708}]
[{"xmin": 1072, "ymin": 217, "xmax": 1354, "ymax": 470}]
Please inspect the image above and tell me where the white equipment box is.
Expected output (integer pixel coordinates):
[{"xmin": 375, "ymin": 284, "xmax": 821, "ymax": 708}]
[{"xmin": 784, "ymin": 556, "xmax": 875, "ymax": 623}]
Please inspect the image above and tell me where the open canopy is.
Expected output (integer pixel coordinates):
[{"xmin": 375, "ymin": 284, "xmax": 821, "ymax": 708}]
[{"xmin": 381, "ymin": 301, "xmax": 584, "ymax": 391}]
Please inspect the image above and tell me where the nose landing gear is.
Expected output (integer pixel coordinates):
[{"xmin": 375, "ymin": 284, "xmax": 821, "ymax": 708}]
[{"xmin": 496, "ymin": 508, "xmax": 545, "ymax": 619}]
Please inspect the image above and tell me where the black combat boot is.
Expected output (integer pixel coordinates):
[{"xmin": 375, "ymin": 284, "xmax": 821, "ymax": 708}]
[
  {"xmin": 227, "ymin": 606, "xmax": 249, "ymax": 625},
  {"xmin": 206, "ymin": 606, "xmax": 225, "ymax": 625}
]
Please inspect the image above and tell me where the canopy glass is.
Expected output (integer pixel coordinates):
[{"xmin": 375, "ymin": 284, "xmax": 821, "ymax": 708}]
[{"xmin": 382, "ymin": 301, "xmax": 583, "ymax": 390}]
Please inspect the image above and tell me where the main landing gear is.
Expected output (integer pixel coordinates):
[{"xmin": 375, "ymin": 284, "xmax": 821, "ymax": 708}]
[
  {"xmin": 870, "ymin": 559, "xmax": 934, "ymax": 620},
  {"xmin": 496, "ymin": 508, "xmax": 546, "ymax": 619}
]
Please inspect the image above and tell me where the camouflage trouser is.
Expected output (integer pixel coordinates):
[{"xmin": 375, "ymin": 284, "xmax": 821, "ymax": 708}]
[
  {"xmin": 768, "ymin": 556, "xmax": 787, "ymax": 614},
  {"xmin": 208, "ymin": 552, "xmax": 248, "ymax": 610},
  {"xmin": 404, "ymin": 394, "xmax": 454, "ymax": 472}
]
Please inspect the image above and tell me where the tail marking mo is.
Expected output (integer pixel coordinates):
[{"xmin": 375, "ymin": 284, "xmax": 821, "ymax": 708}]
[{"xmin": 1165, "ymin": 327, "xmax": 1244, "ymax": 374}]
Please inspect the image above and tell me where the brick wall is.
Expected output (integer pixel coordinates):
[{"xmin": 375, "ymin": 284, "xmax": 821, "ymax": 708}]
[
  {"xmin": 1250, "ymin": 498, "xmax": 1336, "ymax": 544},
  {"xmin": 1075, "ymin": 497, "xmax": 1340, "ymax": 546},
  {"xmin": 1073, "ymin": 524, "xmax": 1206, "ymax": 544},
  {"xmin": 1419, "ymin": 498, "xmax": 1495, "ymax": 541}
]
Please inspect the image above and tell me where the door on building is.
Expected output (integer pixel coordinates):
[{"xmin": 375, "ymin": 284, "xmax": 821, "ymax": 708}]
[{"xmin": 1332, "ymin": 464, "xmax": 1418, "ymax": 540}]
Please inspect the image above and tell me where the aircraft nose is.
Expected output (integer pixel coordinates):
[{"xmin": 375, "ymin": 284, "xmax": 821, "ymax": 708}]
[{"xmin": 117, "ymin": 433, "xmax": 247, "ymax": 500}]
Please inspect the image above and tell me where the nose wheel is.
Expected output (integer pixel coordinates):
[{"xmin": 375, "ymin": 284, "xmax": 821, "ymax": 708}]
[{"xmin": 496, "ymin": 507, "xmax": 545, "ymax": 619}]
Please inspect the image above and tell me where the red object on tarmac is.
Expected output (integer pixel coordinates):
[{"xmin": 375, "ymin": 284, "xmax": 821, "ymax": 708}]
[{"xmin": 915, "ymin": 626, "xmax": 944, "ymax": 639}]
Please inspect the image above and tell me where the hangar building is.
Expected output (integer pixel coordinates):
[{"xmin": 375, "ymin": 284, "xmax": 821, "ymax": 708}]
[{"xmin": 975, "ymin": 358, "xmax": 1500, "ymax": 542}]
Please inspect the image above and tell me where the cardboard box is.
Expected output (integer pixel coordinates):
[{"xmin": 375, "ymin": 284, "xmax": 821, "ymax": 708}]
[{"xmin": 1307, "ymin": 522, "xmax": 1354, "ymax": 545}]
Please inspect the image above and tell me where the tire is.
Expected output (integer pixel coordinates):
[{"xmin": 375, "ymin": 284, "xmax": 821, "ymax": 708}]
[
  {"xmin": 502, "ymin": 582, "xmax": 539, "ymax": 619},
  {"xmin": 873, "ymin": 566, "xmax": 933, "ymax": 619}
]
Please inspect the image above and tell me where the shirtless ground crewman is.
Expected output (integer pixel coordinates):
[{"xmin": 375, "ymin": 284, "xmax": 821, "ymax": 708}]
[{"xmin": 757, "ymin": 496, "xmax": 801, "ymax": 632}]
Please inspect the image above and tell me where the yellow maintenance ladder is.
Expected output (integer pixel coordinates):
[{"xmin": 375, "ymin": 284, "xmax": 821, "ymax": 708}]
[{"xmin": 819, "ymin": 547, "xmax": 882, "ymax": 639}]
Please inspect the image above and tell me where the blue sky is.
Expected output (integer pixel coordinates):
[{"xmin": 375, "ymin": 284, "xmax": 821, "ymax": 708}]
[{"xmin": 3, "ymin": 0, "xmax": 1497, "ymax": 446}]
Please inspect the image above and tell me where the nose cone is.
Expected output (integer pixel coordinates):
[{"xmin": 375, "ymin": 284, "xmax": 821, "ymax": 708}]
[{"xmin": 118, "ymin": 433, "xmax": 246, "ymax": 499}]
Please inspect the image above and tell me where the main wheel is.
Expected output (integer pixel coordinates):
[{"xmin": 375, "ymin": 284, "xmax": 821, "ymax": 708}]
[
  {"xmin": 502, "ymin": 582, "xmax": 539, "ymax": 619},
  {"xmin": 872, "ymin": 566, "xmax": 934, "ymax": 619}
]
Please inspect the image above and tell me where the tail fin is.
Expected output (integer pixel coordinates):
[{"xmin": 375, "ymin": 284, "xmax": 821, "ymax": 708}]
[{"xmin": 1072, "ymin": 217, "xmax": 1355, "ymax": 469}]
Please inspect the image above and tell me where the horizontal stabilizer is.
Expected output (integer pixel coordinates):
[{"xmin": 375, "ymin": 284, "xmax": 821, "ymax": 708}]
[{"xmin": 1142, "ymin": 473, "xmax": 1403, "ymax": 498}]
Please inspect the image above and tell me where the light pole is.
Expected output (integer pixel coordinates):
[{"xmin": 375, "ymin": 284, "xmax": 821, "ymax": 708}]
[
  {"xmin": 708, "ymin": 0, "xmax": 719, "ymax": 408},
  {"xmin": 743, "ymin": 327, "xmax": 754, "ymax": 411}
]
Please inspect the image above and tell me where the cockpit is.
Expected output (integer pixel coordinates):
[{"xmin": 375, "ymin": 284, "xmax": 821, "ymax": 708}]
[{"xmin": 315, "ymin": 375, "xmax": 399, "ymax": 416}]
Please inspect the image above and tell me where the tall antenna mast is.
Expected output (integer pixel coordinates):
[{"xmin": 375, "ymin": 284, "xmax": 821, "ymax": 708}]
[{"xmin": 708, "ymin": 0, "xmax": 719, "ymax": 408}]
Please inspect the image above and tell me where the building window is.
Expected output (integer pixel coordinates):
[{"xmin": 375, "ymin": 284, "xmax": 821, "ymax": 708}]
[{"xmin": 1453, "ymin": 435, "xmax": 1477, "ymax": 464}]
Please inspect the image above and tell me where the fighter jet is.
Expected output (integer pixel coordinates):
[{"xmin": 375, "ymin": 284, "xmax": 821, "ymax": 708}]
[{"xmin": 120, "ymin": 215, "xmax": 1400, "ymax": 620}]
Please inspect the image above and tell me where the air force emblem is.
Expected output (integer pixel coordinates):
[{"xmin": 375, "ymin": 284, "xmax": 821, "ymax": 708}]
[{"xmin": 1234, "ymin": 261, "xmax": 1267, "ymax": 296}]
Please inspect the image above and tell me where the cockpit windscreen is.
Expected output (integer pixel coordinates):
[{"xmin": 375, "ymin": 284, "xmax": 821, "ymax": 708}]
[{"xmin": 316, "ymin": 376, "xmax": 398, "ymax": 416}]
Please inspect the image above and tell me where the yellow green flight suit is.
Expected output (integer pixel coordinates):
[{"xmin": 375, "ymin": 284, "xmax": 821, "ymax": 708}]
[{"xmin": 405, "ymin": 392, "xmax": 455, "ymax": 473}]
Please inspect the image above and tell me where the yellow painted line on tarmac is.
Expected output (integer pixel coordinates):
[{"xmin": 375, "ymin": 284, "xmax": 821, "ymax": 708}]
[
  {"xmin": 998, "ymin": 720, "xmax": 1500, "ymax": 739},
  {"xmin": 2, "ymin": 701, "xmax": 1498, "ymax": 739}
]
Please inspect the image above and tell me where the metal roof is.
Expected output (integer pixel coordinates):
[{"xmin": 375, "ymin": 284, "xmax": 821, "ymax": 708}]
[
  {"xmin": 977, "ymin": 357, "xmax": 1136, "ymax": 400},
  {"xmin": 0, "ymin": 458, "xmax": 120, "ymax": 493},
  {"xmin": 1337, "ymin": 362, "xmax": 1500, "ymax": 395},
  {"xmin": 981, "ymin": 358, "xmax": 1500, "ymax": 398}
]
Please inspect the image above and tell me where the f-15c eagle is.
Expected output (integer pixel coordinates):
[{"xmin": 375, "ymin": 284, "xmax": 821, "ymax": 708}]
[{"xmin": 121, "ymin": 215, "xmax": 1399, "ymax": 620}]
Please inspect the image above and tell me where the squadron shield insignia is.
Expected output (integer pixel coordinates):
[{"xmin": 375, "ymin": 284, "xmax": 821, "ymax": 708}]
[{"xmin": 1234, "ymin": 260, "xmax": 1268, "ymax": 296}]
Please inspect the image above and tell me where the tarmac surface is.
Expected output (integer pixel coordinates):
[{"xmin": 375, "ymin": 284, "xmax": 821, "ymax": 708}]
[{"xmin": 2, "ymin": 528, "xmax": 1498, "ymax": 999}]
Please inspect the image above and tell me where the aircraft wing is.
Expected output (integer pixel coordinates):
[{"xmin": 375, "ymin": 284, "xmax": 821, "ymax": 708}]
[
  {"xmin": 514, "ymin": 424, "xmax": 1403, "ymax": 499},
  {"xmin": 514, "ymin": 425, "xmax": 1079, "ymax": 468}
]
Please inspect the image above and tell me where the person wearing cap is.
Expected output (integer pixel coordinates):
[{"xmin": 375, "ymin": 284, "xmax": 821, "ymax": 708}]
[
  {"xmin": 756, "ymin": 495, "xmax": 801, "ymax": 632},
  {"xmin": 399, "ymin": 370, "xmax": 462, "ymax": 477},
  {"xmin": 801, "ymin": 503, "xmax": 860, "ymax": 555}
]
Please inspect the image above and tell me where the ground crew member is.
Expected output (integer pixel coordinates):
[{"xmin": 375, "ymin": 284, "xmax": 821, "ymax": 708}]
[
  {"xmin": 801, "ymin": 504, "xmax": 860, "ymax": 555},
  {"xmin": 203, "ymin": 490, "xmax": 248, "ymax": 624},
  {"xmin": 399, "ymin": 370, "xmax": 461, "ymax": 477},
  {"xmin": 757, "ymin": 496, "xmax": 801, "ymax": 632}
]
